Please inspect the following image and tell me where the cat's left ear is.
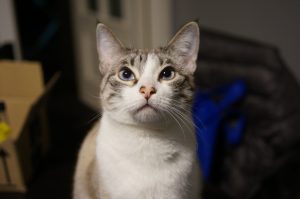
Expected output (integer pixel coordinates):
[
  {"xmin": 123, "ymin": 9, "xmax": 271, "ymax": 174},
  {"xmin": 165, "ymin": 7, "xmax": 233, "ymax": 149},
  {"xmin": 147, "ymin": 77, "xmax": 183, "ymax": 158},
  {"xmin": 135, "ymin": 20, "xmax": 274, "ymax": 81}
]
[
  {"xmin": 167, "ymin": 21, "xmax": 200, "ymax": 73},
  {"xmin": 96, "ymin": 23, "xmax": 124, "ymax": 74}
]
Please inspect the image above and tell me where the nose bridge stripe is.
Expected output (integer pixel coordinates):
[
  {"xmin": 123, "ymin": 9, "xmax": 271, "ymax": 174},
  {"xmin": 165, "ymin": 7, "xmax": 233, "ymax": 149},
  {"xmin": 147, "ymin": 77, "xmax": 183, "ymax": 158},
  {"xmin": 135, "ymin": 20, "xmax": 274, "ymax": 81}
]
[
  {"xmin": 137, "ymin": 54, "xmax": 159, "ymax": 99},
  {"xmin": 139, "ymin": 53, "xmax": 158, "ymax": 84}
]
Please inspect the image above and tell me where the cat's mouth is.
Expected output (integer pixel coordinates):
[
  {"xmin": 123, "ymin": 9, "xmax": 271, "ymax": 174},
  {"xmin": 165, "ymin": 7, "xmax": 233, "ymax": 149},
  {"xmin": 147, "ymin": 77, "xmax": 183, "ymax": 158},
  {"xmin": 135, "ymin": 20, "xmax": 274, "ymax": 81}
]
[
  {"xmin": 132, "ymin": 102, "xmax": 162, "ymax": 123},
  {"xmin": 136, "ymin": 103, "xmax": 157, "ymax": 113}
]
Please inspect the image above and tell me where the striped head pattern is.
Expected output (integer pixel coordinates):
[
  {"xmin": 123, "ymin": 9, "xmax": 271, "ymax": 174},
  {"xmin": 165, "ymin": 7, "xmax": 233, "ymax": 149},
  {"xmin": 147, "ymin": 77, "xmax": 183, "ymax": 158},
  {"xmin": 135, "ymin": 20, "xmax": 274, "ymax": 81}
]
[{"xmin": 97, "ymin": 22, "xmax": 200, "ymax": 125}]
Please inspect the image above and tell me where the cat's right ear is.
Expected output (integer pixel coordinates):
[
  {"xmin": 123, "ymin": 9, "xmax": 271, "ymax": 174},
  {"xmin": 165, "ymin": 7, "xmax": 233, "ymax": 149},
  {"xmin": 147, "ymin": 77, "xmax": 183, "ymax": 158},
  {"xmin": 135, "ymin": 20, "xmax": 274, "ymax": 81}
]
[{"xmin": 96, "ymin": 23, "xmax": 124, "ymax": 74}]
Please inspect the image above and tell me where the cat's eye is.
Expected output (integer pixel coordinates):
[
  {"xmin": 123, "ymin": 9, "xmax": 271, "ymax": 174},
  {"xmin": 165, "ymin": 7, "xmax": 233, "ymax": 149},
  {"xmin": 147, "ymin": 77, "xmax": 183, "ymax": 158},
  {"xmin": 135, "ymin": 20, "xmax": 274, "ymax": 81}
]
[
  {"xmin": 159, "ymin": 67, "xmax": 176, "ymax": 80},
  {"xmin": 118, "ymin": 67, "xmax": 135, "ymax": 81}
]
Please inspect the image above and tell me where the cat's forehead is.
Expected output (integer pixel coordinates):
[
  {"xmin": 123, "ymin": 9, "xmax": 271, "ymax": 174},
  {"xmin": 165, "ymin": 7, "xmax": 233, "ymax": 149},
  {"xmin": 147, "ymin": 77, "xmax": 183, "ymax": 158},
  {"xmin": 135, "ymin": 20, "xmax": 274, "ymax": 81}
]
[{"xmin": 121, "ymin": 48, "xmax": 174, "ymax": 72}]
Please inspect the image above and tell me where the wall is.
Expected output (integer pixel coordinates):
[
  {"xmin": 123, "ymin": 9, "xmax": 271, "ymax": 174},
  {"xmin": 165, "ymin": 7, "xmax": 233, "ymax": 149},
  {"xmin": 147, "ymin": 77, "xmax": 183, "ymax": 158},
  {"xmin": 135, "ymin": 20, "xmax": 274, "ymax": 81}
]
[
  {"xmin": 0, "ymin": 0, "xmax": 21, "ymax": 59},
  {"xmin": 174, "ymin": 0, "xmax": 300, "ymax": 81}
]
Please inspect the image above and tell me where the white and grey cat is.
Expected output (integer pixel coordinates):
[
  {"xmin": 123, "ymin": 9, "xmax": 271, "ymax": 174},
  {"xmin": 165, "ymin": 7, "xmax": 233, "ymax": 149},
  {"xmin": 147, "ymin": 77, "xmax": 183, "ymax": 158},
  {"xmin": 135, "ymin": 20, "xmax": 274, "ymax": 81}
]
[{"xmin": 73, "ymin": 21, "xmax": 201, "ymax": 199}]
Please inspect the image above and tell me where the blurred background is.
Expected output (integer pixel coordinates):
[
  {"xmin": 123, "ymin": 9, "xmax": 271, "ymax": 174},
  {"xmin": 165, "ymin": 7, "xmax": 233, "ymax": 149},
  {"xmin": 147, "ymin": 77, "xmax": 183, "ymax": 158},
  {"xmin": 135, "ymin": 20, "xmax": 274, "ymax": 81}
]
[{"xmin": 0, "ymin": 0, "xmax": 300, "ymax": 199}]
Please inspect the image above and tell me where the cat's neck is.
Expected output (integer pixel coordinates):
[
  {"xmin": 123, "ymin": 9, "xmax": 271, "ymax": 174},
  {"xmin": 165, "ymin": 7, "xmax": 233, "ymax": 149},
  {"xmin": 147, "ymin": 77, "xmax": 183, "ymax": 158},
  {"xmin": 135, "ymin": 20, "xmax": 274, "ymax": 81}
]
[
  {"xmin": 96, "ymin": 112, "xmax": 196, "ymax": 166},
  {"xmin": 98, "ymin": 112, "xmax": 195, "ymax": 150},
  {"xmin": 100, "ymin": 112, "xmax": 194, "ymax": 138},
  {"xmin": 105, "ymin": 112, "xmax": 171, "ymax": 132}
]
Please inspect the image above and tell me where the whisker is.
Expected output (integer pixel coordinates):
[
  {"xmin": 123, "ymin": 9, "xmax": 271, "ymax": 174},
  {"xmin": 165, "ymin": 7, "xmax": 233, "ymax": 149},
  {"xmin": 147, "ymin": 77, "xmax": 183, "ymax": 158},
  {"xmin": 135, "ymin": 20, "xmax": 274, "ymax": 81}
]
[
  {"xmin": 159, "ymin": 97, "xmax": 207, "ymax": 131},
  {"xmin": 158, "ymin": 99, "xmax": 207, "ymax": 150},
  {"xmin": 158, "ymin": 100, "xmax": 195, "ymax": 137},
  {"xmin": 168, "ymin": 107, "xmax": 195, "ymax": 135},
  {"xmin": 115, "ymin": 99, "xmax": 144, "ymax": 114},
  {"xmin": 166, "ymin": 105, "xmax": 210, "ymax": 151},
  {"xmin": 86, "ymin": 112, "xmax": 102, "ymax": 124},
  {"xmin": 162, "ymin": 107, "xmax": 187, "ymax": 141}
]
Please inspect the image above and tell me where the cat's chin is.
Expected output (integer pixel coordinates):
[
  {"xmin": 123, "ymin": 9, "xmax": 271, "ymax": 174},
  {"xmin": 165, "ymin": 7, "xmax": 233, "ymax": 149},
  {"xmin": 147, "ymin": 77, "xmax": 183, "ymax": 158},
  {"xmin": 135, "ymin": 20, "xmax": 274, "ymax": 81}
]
[{"xmin": 132, "ymin": 104, "xmax": 162, "ymax": 123}]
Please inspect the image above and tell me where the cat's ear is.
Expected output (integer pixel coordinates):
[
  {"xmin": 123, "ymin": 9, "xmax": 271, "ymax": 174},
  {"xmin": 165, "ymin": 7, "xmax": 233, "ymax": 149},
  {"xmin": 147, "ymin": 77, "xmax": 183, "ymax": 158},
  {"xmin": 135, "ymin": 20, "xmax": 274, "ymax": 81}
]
[
  {"xmin": 167, "ymin": 22, "xmax": 200, "ymax": 73},
  {"xmin": 96, "ymin": 23, "xmax": 124, "ymax": 74}
]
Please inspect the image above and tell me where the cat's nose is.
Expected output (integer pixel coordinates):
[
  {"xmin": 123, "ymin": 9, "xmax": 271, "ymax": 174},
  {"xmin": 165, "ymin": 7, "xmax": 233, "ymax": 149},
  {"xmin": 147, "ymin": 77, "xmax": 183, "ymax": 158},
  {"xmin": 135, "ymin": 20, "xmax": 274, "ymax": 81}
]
[{"xmin": 139, "ymin": 86, "xmax": 156, "ymax": 100}]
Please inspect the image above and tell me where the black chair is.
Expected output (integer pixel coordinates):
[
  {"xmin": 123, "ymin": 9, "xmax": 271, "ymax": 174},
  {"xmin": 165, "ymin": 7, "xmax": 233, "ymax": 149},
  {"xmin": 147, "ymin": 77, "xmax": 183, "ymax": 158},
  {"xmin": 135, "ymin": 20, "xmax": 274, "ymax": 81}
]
[{"xmin": 196, "ymin": 28, "xmax": 300, "ymax": 199}]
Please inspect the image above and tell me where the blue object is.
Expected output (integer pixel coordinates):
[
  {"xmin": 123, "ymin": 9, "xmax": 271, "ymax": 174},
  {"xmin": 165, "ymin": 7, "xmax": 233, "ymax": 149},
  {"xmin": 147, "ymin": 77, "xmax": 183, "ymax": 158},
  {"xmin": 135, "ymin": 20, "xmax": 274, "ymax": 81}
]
[{"xmin": 192, "ymin": 80, "xmax": 246, "ymax": 181}]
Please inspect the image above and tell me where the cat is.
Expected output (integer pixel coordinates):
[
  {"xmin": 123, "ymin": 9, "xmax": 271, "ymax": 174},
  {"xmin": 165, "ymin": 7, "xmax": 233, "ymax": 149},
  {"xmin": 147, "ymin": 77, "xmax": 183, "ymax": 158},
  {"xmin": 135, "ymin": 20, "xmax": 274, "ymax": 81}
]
[{"xmin": 73, "ymin": 21, "xmax": 201, "ymax": 199}]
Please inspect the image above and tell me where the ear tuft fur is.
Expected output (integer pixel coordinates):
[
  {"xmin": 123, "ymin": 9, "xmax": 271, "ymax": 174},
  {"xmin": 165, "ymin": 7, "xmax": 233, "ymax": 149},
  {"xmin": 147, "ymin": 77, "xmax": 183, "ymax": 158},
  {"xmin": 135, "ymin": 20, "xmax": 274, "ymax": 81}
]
[{"xmin": 167, "ymin": 22, "xmax": 200, "ymax": 73}]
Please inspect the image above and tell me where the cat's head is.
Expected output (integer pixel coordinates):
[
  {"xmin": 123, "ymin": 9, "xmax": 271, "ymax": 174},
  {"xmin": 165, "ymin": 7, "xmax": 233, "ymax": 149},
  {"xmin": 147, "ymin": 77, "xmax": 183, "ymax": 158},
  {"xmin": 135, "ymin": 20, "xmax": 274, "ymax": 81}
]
[{"xmin": 97, "ymin": 22, "xmax": 199, "ymax": 125}]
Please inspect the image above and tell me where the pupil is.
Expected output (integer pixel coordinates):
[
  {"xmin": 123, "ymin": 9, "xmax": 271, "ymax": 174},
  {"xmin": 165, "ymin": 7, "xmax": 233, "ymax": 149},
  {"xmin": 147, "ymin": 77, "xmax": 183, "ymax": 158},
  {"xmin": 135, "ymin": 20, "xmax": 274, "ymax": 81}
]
[
  {"xmin": 163, "ymin": 69, "xmax": 171, "ymax": 77},
  {"xmin": 123, "ymin": 70, "xmax": 131, "ymax": 78}
]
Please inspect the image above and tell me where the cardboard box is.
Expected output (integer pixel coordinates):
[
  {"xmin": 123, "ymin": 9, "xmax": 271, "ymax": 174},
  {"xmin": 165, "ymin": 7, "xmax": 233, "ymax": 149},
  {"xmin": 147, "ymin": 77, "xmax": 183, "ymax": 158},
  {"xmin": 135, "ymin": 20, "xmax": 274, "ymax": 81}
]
[{"xmin": 0, "ymin": 60, "xmax": 58, "ymax": 192}]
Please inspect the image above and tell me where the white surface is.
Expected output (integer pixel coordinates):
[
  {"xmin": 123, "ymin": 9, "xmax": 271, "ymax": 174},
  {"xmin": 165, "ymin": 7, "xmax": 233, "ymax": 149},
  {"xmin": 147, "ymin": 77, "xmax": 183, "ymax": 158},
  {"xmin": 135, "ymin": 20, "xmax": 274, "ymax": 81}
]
[{"xmin": 0, "ymin": 0, "xmax": 21, "ymax": 59}]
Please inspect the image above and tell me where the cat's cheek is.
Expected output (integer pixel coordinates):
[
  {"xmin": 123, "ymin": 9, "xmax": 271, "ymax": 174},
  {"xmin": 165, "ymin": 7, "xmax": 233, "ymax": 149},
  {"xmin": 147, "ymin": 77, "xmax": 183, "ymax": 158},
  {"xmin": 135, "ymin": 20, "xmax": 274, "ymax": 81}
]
[
  {"xmin": 156, "ymin": 84, "xmax": 174, "ymax": 100},
  {"xmin": 121, "ymin": 86, "xmax": 145, "ymax": 110}
]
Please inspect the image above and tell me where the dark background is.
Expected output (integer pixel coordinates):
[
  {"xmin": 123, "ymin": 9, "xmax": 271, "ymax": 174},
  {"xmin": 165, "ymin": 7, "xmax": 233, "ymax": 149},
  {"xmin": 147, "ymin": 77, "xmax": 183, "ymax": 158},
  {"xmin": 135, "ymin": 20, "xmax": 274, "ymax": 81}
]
[
  {"xmin": 1, "ymin": 0, "xmax": 96, "ymax": 198},
  {"xmin": 1, "ymin": 1, "xmax": 300, "ymax": 199}
]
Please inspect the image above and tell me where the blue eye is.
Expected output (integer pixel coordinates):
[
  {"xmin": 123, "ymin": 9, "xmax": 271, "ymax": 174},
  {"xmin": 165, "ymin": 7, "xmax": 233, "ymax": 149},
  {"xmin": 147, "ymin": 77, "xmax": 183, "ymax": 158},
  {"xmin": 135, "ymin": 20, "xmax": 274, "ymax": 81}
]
[
  {"xmin": 119, "ymin": 67, "xmax": 135, "ymax": 81},
  {"xmin": 159, "ymin": 67, "xmax": 175, "ymax": 80}
]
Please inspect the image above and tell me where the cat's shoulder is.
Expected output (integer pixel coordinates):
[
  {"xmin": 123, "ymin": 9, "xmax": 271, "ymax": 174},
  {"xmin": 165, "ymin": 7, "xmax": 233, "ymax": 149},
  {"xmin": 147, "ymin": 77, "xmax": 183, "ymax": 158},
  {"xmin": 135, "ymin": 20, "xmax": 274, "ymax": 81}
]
[
  {"xmin": 75, "ymin": 121, "xmax": 99, "ymax": 174},
  {"xmin": 73, "ymin": 122, "xmax": 100, "ymax": 199},
  {"xmin": 79, "ymin": 122, "xmax": 100, "ymax": 159}
]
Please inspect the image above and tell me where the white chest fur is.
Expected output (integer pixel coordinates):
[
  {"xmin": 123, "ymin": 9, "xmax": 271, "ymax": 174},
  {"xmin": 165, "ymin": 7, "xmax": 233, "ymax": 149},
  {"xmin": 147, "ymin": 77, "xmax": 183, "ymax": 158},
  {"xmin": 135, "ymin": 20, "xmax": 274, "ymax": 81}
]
[{"xmin": 96, "ymin": 114, "xmax": 200, "ymax": 199}]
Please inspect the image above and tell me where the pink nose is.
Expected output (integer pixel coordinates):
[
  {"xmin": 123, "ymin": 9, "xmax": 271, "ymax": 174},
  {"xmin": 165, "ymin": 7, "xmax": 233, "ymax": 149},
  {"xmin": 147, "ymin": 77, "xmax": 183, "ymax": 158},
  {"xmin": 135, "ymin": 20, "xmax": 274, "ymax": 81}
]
[{"xmin": 139, "ymin": 86, "xmax": 156, "ymax": 100}]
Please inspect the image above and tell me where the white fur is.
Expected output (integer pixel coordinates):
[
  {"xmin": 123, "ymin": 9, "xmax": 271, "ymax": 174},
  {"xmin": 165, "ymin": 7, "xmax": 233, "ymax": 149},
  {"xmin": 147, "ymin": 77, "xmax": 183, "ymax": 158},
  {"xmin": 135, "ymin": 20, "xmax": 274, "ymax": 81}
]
[
  {"xmin": 96, "ymin": 113, "xmax": 200, "ymax": 199},
  {"xmin": 73, "ymin": 124, "xmax": 99, "ymax": 199}
]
